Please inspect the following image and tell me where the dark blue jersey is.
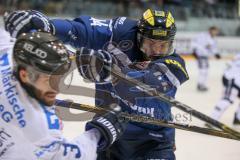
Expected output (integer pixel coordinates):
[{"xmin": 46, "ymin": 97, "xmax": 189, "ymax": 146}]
[
  {"xmin": 52, "ymin": 16, "xmax": 189, "ymax": 142},
  {"xmin": 52, "ymin": 16, "xmax": 143, "ymax": 60}
]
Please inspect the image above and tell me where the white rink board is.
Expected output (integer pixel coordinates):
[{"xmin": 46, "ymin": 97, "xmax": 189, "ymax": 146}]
[{"xmin": 59, "ymin": 59, "xmax": 240, "ymax": 160}]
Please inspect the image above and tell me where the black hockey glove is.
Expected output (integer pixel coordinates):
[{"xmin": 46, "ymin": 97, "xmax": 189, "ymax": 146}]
[
  {"xmin": 4, "ymin": 10, "xmax": 53, "ymax": 38},
  {"xmin": 214, "ymin": 53, "xmax": 221, "ymax": 59},
  {"xmin": 191, "ymin": 49, "xmax": 198, "ymax": 59},
  {"xmin": 85, "ymin": 106, "xmax": 126, "ymax": 151},
  {"xmin": 76, "ymin": 47, "xmax": 114, "ymax": 83}
]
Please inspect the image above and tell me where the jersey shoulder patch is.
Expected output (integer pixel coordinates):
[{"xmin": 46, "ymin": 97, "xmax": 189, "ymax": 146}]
[{"xmin": 153, "ymin": 53, "xmax": 189, "ymax": 86}]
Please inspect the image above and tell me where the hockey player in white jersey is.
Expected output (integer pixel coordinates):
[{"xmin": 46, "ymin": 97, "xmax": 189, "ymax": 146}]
[
  {"xmin": 0, "ymin": 31, "xmax": 126, "ymax": 160},
  {"xmin": 207, "ymin": 54, "xmax": 240, "ymax": 126},
  {"xmin": 192, "ymin": 26, "xmax": 221, "ymax": 91}
]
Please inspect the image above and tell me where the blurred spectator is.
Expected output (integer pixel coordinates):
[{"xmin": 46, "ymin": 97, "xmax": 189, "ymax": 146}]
[
  {"xmin": 205, "ymin": 0, "xmax": 216, "ymax": 5},
  {"xmin": 44, "ymin": 0, "xmax": 64, "ymax": 15},
  {"xmin": 31, "ymin": 0, "xmax": 48, "ymax": 12},
  {"xmin": 0, "ymin": 0, "xmax": 238, "ymax": 19}
]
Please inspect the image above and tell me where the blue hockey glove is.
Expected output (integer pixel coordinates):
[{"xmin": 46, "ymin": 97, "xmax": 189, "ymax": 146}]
[
  {"xmin": 76, "ymin": 47, "xmax": 114, "ymax": 83},
  {"xmin": 85, "ymin": 105, "xmax": 126, "ymax": 151},
  {"xmin": 4, "ymin": 10, "xmax": 53, "ymax": 38}
]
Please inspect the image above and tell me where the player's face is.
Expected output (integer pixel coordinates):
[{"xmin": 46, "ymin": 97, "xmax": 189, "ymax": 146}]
[
  {"xmin": 20, "ymin": 68, "xmax": 61, "ymax": 106},
  {"xmin": 141, "ymin": 38, "xmax": 170, "ymax": 58},
  {"xmin": 32, "ymin": 73, "xmax": 61, "ymax": 106}
]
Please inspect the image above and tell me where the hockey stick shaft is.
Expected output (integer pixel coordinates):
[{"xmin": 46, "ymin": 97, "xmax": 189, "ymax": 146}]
[
  {"xmin": 55, "ymin": 99, "xmax": 240, "ymax": 141},
  {"xmin": 107, "ymin": 64, "xmax": 240, "ymax": 139}
]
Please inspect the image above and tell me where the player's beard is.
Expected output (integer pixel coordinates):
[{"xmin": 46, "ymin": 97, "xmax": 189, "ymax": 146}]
[{"xmin": 21, "ymin": 82, "xmax": 57, "ymax": 106}]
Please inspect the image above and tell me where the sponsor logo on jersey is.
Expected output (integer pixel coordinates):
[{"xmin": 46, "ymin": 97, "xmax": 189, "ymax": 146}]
[
  {"xmin": 0, "ymin": 54, "xmax": 26, "ymax": 127},
  {"xmin": 0, "ymin": 53, "xmax": 9, "ymax": 66},
  {"xmin": 0, "ymin": 128, "xmax": 15, "ymax": 157},
  {"xmin": 130, "ymin": 104, "xmax": 155, "ymax": 117}
]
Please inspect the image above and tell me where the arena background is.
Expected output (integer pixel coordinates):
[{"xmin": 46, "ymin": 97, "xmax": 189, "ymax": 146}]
[{"xmin": 0, "ymin": 1, "xmax": 240, "ymax": 159}]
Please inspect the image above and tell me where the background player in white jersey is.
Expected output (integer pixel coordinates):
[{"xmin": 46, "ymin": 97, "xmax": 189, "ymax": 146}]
[
  {"xmin": 191, "ymin": 26, "xmax": 221, "ymax": 91},
  {"xmin": 0, "ymin": 31, "xmax": 125, "ymax": 160},
  {"xmin": 207, "ymin": 54, "xmax": 240, "ymax": 126}
]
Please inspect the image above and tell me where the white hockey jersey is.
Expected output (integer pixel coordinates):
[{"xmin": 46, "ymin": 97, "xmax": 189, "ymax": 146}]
[
  {"xmin": 191, "ymin": 32, "xmax": 218, "ymax": 57},
  {"xmin": 224, "ymin": 54, "xmax": 240, "ymax": 87},
  {"xmin": 0, "ymin": 47, "xmax": 100, "ymax": 160},
  {"xmin": 0, "ymin": 120, "xmax": 37, "ymax": 160},
  {"xmin": 0, "ymin": 28, "xmax": 14, "ymax": 52}
]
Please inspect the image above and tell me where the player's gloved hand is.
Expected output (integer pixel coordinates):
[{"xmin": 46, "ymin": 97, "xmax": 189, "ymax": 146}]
[
  {"xmin": 214, "ymin": 53, "xmax": 221, "ymax": 59},
  {"xmin": 4, "ymin": 10, "xmax": 53, "ymax": 38},
  {"xmin": 76, "ymin": 47, "xmax": 114, "ymax": 83},
  {"xmin": 107, "ymin": 44, "xmax": 132, "ymax": 68},
  {"xmin": 191, "ymin": 49, "xmax": 198, "ymax": 59},
  {"xmin": 85, "ymin": 105, "xmax": 126, "ymax": 151}
]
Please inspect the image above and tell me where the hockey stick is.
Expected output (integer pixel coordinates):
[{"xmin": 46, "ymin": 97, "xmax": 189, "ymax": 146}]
[
  {"xmin": 67, "ymin": 48, "xmax": 240, "ymax": 138},
  {"xmin": 105, "ymin": 64, "xmax": 240, "ymax": 139},
  {"xmin": 55, "ymin": 99, "xmax": 240, "ymax": 141}
]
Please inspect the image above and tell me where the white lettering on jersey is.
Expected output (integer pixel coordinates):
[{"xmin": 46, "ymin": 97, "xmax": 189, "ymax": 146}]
[
  {"xmin": 0, "ymin": 54, "xmax": 26, "ymax": 128},
  {"xmin": 90, "ymin": 18, "xmax": 109, "ymax": 27},
  {"xmin": 117, "ymin": 17, "xmax": 126, "ymax": 25},
  {"xmin": 97, "ymin": 117, "xmax": 117, "ymax": 142},
  {"xmin": 130, "ymin": 105, "xmax": 155, "ymax": 117}
]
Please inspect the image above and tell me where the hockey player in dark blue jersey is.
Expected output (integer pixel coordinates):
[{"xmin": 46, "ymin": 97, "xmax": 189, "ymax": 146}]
[{"xmin": 4, "ymin": 9, "xmax": 189, "ymax": 160}]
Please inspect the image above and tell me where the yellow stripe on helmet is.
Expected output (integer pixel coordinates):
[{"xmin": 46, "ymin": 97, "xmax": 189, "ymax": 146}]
[
  {"xmin": 143, "ymin": 9, "xmax": 155, "ymax": 26},
  {"xmin": 166, "ymin": 12, "xmax": 175, "ymax": 28}
]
